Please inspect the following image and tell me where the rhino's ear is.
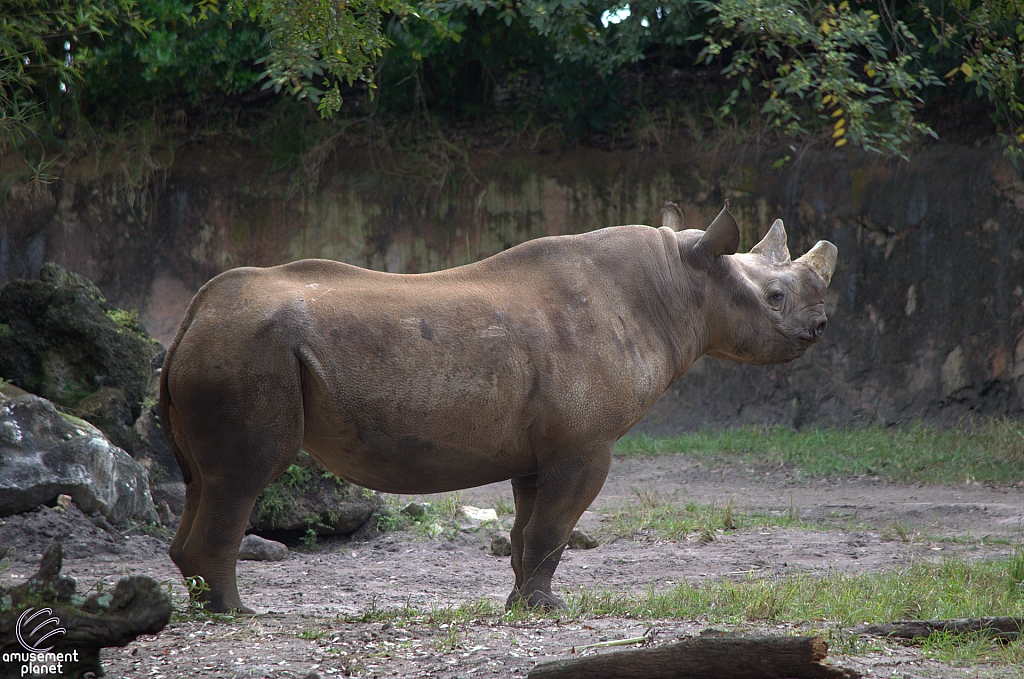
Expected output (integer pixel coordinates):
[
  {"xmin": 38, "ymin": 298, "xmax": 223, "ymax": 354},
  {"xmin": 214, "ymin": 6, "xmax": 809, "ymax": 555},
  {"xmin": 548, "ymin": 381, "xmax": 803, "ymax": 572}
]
[
  {"xmin": 660, "ymin": 201, "xmax": 685, "ymax": 231},
  {"xmin": 796, "ymin": 240, "xmax": 838, "ymax": 286},
  {"xmin": 694, "ymin": 201, "xmax": 739, "ymax": 261},
  {"xmin": 750, "ymin": 219, "xmax": 791, "ymax": 265}
]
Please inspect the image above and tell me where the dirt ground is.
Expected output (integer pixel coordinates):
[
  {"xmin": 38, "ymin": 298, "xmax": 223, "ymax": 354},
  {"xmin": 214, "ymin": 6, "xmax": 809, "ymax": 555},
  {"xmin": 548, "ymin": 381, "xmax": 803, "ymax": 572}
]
[{"xmin": 3, "ymin": 455, "xmax": 1023, "ymax": 679}]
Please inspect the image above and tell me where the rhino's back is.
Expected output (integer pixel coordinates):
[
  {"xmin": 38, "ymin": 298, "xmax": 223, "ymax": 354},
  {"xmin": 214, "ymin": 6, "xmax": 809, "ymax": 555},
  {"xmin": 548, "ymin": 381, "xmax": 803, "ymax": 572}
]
[{"xmin": 168, "ymin": 226, "xmax": 677, "ymax": 488}]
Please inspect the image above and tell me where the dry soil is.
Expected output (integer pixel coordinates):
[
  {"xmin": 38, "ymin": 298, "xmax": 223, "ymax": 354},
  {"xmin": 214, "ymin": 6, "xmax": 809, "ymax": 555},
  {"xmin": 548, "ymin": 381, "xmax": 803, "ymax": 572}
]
[{"xmin": 2, "ymin": 455, "xmax": 1023, "ymax": 679}]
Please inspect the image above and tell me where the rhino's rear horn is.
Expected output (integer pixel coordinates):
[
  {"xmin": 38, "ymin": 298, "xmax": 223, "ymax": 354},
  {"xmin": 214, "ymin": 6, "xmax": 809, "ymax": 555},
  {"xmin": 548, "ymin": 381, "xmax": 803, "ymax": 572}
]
[
  {"xmin": 660, "ymin": 201, "xmax": 684, "ymax": 230},
  {"xmin": 750, "ymin": 219, "xmax": 791, "ymax": 265},
  {"xmin": 694, "ymin": 201, "xmax": 740, "ymax": 261},
  {"xmin": 796, "ymin": 240, "xmax": 839, "ymax": 286}
]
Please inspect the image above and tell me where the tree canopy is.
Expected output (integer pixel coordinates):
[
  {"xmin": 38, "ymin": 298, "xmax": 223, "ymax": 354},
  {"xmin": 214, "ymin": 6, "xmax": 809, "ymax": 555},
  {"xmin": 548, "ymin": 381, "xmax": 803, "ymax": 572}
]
[{"xmin": 1, "ymin": 0, "xmax": 1022, "ymax": 160}]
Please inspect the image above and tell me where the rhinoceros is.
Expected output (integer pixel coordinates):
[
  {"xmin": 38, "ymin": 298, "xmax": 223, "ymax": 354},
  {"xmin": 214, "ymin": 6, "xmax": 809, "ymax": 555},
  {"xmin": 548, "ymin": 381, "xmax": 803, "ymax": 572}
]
[{"xmin": 160, "ymin": 201, "xmax": 836, "ymax": 612}]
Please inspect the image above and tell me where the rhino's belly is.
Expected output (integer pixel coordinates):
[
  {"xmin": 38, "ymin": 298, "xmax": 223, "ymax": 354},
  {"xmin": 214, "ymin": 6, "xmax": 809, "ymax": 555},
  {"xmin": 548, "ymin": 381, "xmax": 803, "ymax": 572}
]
[{"xmin": 302, "ymin": 430, "xmax": 530, "ymax": 494}]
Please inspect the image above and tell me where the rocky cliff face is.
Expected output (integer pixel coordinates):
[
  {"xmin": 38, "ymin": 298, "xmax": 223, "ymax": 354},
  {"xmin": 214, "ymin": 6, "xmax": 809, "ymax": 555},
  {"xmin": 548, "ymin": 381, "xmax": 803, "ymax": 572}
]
[{"xmin": 2, "ymin": 139, "xmax": 1022, "ymax": 430}]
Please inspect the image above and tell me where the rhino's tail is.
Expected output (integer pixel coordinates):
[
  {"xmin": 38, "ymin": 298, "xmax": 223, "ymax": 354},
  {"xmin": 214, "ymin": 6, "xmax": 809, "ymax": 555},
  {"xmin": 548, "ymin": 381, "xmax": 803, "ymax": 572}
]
[{"xmin": 158, "ymin": 283, "xmax": 212, "ymax": 487}]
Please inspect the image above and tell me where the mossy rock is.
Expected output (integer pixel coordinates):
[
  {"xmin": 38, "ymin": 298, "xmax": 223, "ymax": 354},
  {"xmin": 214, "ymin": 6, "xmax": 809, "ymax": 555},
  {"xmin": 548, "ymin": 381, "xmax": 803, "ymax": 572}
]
[
  {"xmin": 248, "ymin": 451, "xmax": 380, "ymax": 537},
  {"xmin": 0, "ymin": 263, "xmax": 162, "ymax": 425}
]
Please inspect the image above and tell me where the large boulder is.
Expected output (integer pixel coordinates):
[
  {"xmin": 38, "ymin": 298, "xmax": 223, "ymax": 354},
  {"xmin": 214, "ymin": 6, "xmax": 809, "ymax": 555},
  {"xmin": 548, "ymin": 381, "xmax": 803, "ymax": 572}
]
[
  {"xmin": 248, "ymin": 451, "xmax": 380, "ymax": 537},
  {"xmin": 0, "ymin": 392, "xmax": 158, "ymax": 525},
  {"xmin": 76, "ymin": 386, "xmax": 136, "ymax": 453},
  {"xmin": 0, "ymin": 263, "xmax": 162, "ymax": 449},
  {"xmin": 133, "ymin": 404, "xmax": 185, "ymax": 515}
]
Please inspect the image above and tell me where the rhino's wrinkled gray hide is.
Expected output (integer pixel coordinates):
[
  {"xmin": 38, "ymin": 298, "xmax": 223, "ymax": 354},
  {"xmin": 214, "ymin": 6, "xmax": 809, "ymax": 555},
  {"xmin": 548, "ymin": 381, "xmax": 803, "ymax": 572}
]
[{"xmin": 161, "ymin": 202, "xmax": 836, "ymax": 612}]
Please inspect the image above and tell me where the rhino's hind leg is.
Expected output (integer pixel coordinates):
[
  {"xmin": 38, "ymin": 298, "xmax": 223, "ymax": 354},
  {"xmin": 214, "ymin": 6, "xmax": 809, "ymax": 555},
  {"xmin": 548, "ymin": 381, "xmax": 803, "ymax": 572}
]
[
  {"xmin": 167, "ymin": 388, "xmax": 304, "ymax": 612},
  {"xmin": 178, "ymin": 475, "xmax": 266, "ymax": 613},
  {"xmin": 506, "ymin": 443, "xmax": 612, "ymax": 610},
  {"xmin": 168, "ymin": 433, "xmax": 201, "ymax": 576}
]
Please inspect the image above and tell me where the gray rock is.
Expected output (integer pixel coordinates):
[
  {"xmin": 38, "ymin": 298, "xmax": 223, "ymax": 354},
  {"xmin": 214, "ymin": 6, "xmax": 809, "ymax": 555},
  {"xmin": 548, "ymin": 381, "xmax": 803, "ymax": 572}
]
[
  {"xmin": 76, "ymin": 386, "xmax": 135, "ymax": 453},
  {"xmin": 133, "ymin": 405, "xmax": 182, "ymax": 482},
  {"xmin": 150, "ymin": 480, "xmax": 185, "ymax": 516},
  {"xmin": 568, "ymin": 529, "xmax": 599, "ymax": 549},
  {"xmin": 248, "ymin": 451, "xmax": 381, "ymax": 536},
  {"xmin": 156, "ymin": 500, "xmax": 174, "ymax": 526},
  {"xmin": 0, "ymin": 393, "xmax": 158, "ymax": 525},
  {"xmin": 491, "ymin": 534, "xmax": 512, "ymax": 557},
  {"xmin": 401, "ymin": 501, "xmax": 429, "ymax": 518},
  {"xmin": 238, "ymin": 534, "xmax": 288, "ymax": 561}
]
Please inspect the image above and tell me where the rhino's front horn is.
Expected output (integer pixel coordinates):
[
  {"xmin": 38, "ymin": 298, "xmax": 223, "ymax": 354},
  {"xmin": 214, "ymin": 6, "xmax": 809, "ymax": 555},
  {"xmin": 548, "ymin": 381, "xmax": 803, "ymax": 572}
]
[
  {"xmin": 796, "ymin": 240, "xmax": 839, "ymax": 286},
  {"xmin": 750, "ymin": 219, "xmax": 791, "ymax": 265}
]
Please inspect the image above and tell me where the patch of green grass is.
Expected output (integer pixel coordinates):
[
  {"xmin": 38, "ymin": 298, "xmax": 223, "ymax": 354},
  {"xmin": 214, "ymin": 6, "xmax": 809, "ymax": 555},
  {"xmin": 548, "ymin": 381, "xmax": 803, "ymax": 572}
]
[
  {"xmin": 299, "ymin": 626, "xmax": 333, "ymax": 640},
  {"xmin": 565, "ymin": 557, "xmax": 1024, "ymax": 626},
  {"xmin": 919, "ymin": 630, "xmax": 1024, "ymax": 666},
  {"xmin": 618, "ymin": 420, "xmax": 1024, "ymax": 485},
  {"xmin": 0, "ymin": 323, "xmax": 12, "ymax": 339},
  {"xmin": 326, "ymin": 557, "xmax": 1024, "ymax": 664},
  {"xmin": 344, "ymin": 596, "xmax": 532, "ymax": 627},
  {"xmin": 374, "ymin": 492, "xmax": 467, "ymax": 540},
  {"xmin": 602, "ymin": 487, "xmax": 808, "ymax": 542}
]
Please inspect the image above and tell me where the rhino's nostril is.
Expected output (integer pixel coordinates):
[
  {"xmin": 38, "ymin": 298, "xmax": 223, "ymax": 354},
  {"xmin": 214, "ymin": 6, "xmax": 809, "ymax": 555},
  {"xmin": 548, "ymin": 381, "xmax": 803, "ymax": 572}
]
[{"xmin": 813, "ymin": 319, "xmax": 827, "ymax": 338}]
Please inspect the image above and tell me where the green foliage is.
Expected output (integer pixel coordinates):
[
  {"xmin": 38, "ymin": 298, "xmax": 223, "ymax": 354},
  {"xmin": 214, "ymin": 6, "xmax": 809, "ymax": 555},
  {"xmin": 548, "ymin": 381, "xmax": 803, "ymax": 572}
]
[
  {"xmin": 83, "ymin": 0, "xmax": 264, "ymax": 115},
  {"xmin": 280, "ymin": 462, "xmax": 311, "ymax": 488},
  {"xmin": 925, "ymin": 0, "xmax": 1024, "ymax": 161},
  {"xmin": 4, "ymin": 0, "xmax": 1021, "ymax": 157},
  {"xmin": 231, "ymin": 0, "xmax": 435, "ymax": 116},
  {"xmin": 0, "ymin": 0, "xmax": 144, "ymax": 144},
  {"xmin": 251, "ymin": 451, "xmax": 356, "ymax": 533},
  {"xmin": 373, "ymin": 492, "xmax": 467, "ymax": 539},
  {"xmin": 104, "ymin": 307, "xmax": 140, "ymax": 332},
  {"xmin": 0, "ymin": 323, "xmax": 11, "ymax": 338},
  {"xmin": 698, "ymin": 0, "xmax": 940, "ymax": 157}
]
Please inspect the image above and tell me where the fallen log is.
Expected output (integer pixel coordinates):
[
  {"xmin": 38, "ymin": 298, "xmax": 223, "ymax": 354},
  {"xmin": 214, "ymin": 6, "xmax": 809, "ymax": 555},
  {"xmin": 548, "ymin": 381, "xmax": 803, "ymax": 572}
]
[
  {"xmin": 0, "ymin": 542, "xmax": 171, "ymax": 679},
  {"xmin": 855, "ymin": 617, "xmax": 1023, "ymax": 642},
  {"xmin": 528, "ymin": 634, "xmax": 861, "ymax": 679}
]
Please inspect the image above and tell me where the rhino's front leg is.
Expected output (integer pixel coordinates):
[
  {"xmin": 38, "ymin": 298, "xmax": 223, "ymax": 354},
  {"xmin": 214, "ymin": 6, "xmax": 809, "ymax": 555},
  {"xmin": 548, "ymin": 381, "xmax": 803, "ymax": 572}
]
[
  {"xmin": 506, "ymin": 442, "xmax": 612, "ymax": 609},
  {"xmin": 508, "ymin": 474, "xmax": 538, "ymax": 597}
]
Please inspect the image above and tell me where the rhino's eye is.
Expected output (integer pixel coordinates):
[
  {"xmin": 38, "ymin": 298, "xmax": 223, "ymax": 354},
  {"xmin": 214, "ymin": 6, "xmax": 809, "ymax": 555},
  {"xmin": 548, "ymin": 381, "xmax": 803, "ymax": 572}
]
[{"xmin": 769, "ymin": 290, "xmax": 784, "ymax": 304}]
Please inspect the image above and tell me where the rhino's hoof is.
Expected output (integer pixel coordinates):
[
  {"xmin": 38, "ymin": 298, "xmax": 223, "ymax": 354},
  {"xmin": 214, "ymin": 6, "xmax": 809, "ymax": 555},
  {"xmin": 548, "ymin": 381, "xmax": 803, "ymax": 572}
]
[
  {"xmin": 203, "ymin": 598, "xmax": 255, "ymax": 615},
  {"xmin": 505, "ymin": 588, "xmax": 565, "ymax": 611}
]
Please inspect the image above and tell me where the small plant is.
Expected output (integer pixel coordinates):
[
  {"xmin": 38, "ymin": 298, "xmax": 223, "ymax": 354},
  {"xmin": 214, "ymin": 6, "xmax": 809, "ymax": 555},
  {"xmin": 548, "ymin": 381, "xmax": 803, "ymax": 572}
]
[
  {"xmin": 0, "ymin": 323, "xmax": 12, "ymax": 339},
  {"xmin": 281, "ymin": 463, "xmax": 311, "ymax": 488},
  {"xmin": 435, "ymin": 621, "xmax": 461, "ymax": 653},
  {"xmin": 494, "ymin": 496, "xmax": 515, "ymax": 516},
  {"xmin": 184, "ymin": 574, "xmax": 211, "ymax": 616},
  {"xmin": 373, "ymin": 505, "xmax": 410, "ymax": 533},
  {"xmin": 722, "ymin": 498, "xmax": 737, "ymax": 531},
  {"xmin": 882, "ymin": 519, "xmax": 915, "ymax": 544},
  {"xmin": 301, "ymin": 527, "xmax": 319, "ymax": 547},
  {"xmin": 299, "ymin": 627, "xmax": 332, "ymax": 640},
  {"xmin": 1010, "ymin": 533, "xmax": 1024, "ymax": 595}
]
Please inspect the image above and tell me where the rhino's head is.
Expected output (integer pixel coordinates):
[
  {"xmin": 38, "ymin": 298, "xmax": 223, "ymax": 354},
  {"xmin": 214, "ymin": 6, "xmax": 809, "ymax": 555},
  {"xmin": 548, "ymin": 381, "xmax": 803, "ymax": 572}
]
[{"xmin": 675, "ymin": 202, "xmax": 837, "ymax": 365}]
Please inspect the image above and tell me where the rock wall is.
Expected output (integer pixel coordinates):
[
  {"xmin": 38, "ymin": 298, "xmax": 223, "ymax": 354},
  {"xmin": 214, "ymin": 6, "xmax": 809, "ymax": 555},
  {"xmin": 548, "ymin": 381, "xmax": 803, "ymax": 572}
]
[{"xmin": 2, "ymin": 138, "xmax": 1022, "ymax": 430}]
